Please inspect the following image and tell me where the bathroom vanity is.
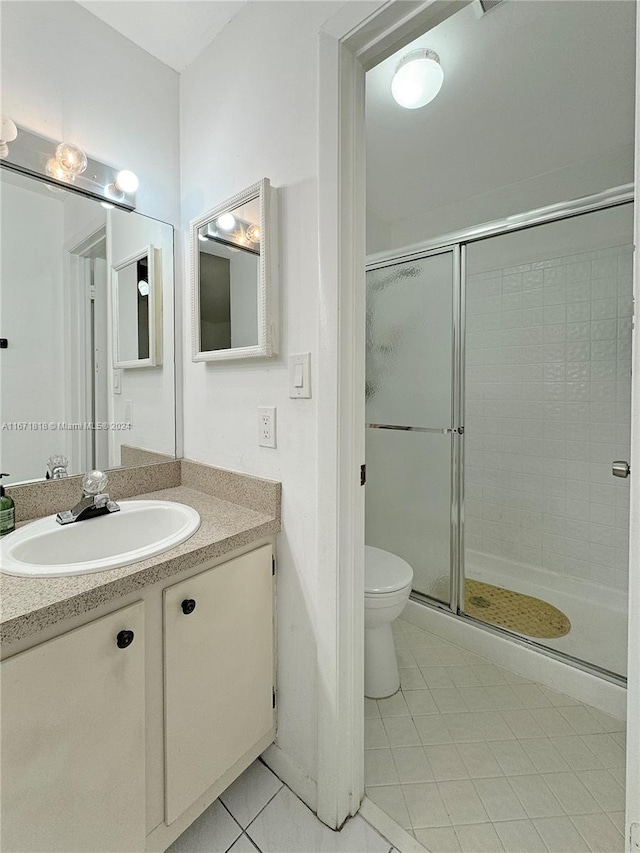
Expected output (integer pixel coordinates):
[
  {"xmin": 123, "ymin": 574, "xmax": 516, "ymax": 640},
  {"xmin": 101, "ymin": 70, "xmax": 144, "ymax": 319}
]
[{"xmin": 0, "ymin": 461, "xmax": 280, "ymax": 853}]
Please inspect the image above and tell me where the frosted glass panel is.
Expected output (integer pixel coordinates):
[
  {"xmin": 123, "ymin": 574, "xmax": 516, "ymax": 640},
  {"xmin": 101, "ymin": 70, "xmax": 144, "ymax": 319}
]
[
  {"xmin": 366, "ymin": 430, "xmax": 452, "ymax": 603},
  {"xmin": 365, "ymin": 251, "xmax": 455, "ymax": 604},
  {"xmin": 366, "ymin": 252, "xmax": 454, "ymax": 427}
]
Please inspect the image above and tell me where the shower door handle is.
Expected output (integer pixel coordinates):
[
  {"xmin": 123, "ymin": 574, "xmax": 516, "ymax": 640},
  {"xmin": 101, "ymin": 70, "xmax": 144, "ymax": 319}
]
[{"xmin": 612, "ymin": 461, "xmax": 630, "ymax": 479}]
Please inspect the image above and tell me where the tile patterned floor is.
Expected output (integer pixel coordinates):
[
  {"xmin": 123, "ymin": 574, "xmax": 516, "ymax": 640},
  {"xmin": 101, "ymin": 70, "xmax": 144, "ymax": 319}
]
[
  {"xmin": 365, "ymin": 618, "xmax": 626, "ymax": 853},
  {"xmin": 168, "ymin": 758, "xmax": 397, "ymax": 853}
]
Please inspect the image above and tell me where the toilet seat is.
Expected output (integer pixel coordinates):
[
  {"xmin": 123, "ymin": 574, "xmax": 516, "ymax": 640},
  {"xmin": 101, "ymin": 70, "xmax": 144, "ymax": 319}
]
[{"xmin": 365, "ymin": 545, "xmax": 413, "ymax": 595}]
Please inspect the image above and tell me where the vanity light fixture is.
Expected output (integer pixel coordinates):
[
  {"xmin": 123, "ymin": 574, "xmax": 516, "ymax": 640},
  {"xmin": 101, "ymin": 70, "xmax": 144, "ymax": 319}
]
[
  {"xmin": 105, "ymin": 170, "xmax": 139, "ymax": 202},
  {"xmin": 114, "ymin": 170, "xmax": 139, "ymax": 194},
  {"xmin": 245, "ymin": 223, "xmax": 261, "ymax": 244},
  {"xmin": 46, "ymin": 142, "xmax": 88, "ymax": 182},
  {"xmin": 391, "ymin": 49, "xmax": 444, "ymax": 109},
  {"xmin": 55, "ymin": 142, "xmax": 87, "ymax": 176},
  {"xmin": 0, "ymin": 118, "xmax": 139, "ymax": 211},
  {"xmin": 216, "ymin": 213, "xmax": 236, "ymax": 231},
  {"xmin": 0, "ymin": 116, "xmax": 18, "ymax": 159},
  {"xmin": 197, "ymin": 217, "xmax": 260, "ymax": 256}
]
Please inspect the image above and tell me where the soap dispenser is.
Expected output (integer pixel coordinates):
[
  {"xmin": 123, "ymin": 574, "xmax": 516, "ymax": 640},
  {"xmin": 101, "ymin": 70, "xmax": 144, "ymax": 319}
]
[{"xmin": 0, "ymin": 474, "xmax": 15, "ymax": 536}]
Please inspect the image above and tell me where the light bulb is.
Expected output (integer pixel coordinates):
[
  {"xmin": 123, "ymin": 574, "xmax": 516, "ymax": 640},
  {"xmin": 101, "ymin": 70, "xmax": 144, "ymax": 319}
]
[
  {"xmin": 138, "ymin": 280, "xmax": 149, "ymax": 297},
  {"xmin": 216, "ymin": 213, "xmax": 236, "ymax": 231},
  {"xmin": 55, "ymin": 142, "xmax": 87, "ymax": 175},
  {"xmin": 46, "ymin": 158, "xmax": 69, "ymax": 181},
  {"xmin": 115, "ymin": 170, "xmax": 139, "ymax": 194},
  {"xmin": 246, "ymin": 223, "xmax": 261, "ymax": 243},
  {"xmin": 0, "ymin": 116, "xmax": 18, "ymax": 158},
  {"xmin": 391, "ymin": 49, "xmax": 444, "ymax": 109}
]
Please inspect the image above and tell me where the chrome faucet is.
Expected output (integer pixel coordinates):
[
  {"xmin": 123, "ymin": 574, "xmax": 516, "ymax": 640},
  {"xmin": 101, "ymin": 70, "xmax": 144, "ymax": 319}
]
[
  {"xmin": 46, "ymin": 455, "xmax": 69, "ymax": 480},
  {"xmin": 56, "ymin": 470, "xmax": 120, "ymax": 525}
]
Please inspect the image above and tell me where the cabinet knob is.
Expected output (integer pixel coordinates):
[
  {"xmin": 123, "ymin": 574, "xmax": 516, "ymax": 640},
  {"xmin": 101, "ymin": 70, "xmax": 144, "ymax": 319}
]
[
  {"xmin": 181, "ymin": 599, "xmax": 196, "ymax": 615},
  {"xmin": 116, "ymin": 629, "xmax": 134, "ymax": 649}
]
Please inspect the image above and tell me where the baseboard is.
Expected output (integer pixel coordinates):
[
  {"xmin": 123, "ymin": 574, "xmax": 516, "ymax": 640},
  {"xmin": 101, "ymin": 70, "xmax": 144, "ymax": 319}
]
[
  {"xmin": 359, "ymin": 797, "xmax": 428, "ymax": 853},
  {"xmin": 261, "ymin": 742, "xmax": 318, "ymax": 813},
  {"xmin": 402, "ymin": 600, "xmax": 627, "ymax": 720}
]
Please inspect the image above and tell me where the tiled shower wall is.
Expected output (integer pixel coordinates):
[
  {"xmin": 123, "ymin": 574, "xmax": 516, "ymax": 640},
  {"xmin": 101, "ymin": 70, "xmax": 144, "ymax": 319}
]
[{"xmin": 464, "ymin": 243, "xmax": 633, "ymax": 593}]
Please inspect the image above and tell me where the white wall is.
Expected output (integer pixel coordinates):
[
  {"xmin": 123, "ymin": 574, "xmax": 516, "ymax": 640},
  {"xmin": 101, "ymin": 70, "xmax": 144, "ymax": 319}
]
[
  {"xmin": 370, "ymin": 147, "xmax": 635, "ymax": 253},
  {"xmin": 0, "ymin": 181, "xmax": 65, "ymax": 483},
  {"xmin": 0, "ymin": 1, "xmax": 180, "ymax": 226},
  {"xmin": 180, "ymin": 0, "xmax": 340, "ymax": 793}
]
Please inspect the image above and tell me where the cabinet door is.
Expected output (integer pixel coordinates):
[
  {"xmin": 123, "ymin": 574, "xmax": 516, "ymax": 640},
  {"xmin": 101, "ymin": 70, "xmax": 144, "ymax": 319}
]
[
  {"xmin": 164, "ymin": 545, "xmax": 274, "ymax": 823},
  {"xmin": 0, "ymin": 602, "xmax": 145, "ymax": 852}
]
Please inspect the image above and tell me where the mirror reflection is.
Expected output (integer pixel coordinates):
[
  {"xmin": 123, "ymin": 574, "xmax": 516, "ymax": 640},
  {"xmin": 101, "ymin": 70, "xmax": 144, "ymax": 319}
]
[
  {"xmin": 113, "ymin": 246, "xmax": 161, "ymax": 367},
  {"xmin": 197, "ymin": 195, "xmax": 260, "ymax": 351},
  {"xmin": 0, "ymin": 170, "xmax": 176, "ymax": 486}
]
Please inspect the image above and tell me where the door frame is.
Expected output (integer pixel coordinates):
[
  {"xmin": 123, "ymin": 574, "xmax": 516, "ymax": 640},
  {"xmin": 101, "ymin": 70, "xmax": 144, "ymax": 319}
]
[
  {"xmin": 316, "ymin": 1, "xmax": 640, "ymax": 848},
  {"xmin": 316, "ymin": 0, "xmax": 474, "ymax": 830},
  {"xmin": 64, "ymin": 222, "xmax": 107, "ymax": 474}
]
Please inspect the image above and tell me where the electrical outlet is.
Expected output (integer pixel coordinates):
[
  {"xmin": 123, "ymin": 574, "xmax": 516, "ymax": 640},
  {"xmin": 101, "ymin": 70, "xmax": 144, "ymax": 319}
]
[{"xmin": 258, "ymin": 407, "xmax": 276, "ymax": 448}]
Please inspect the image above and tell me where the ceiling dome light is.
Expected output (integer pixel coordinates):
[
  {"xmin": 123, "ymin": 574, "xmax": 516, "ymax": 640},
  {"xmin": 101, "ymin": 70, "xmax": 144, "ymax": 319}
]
[{"xmin": 391, "ymin": 48, "xmax": 444, "ymax": 109}]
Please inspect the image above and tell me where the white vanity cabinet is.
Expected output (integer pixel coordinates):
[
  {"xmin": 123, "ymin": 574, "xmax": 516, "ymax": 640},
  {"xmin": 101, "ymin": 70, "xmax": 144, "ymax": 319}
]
[
  {"xmin": 0, "ymin": 602, "xmax": 146, "ymax": 853},
  {"xmin": 164, "ymin": 544, "xmax": 275, "ymax": 823},
  {"xmin": 0, "ymin": 543, "xmax": 276, "ymax": 853}
]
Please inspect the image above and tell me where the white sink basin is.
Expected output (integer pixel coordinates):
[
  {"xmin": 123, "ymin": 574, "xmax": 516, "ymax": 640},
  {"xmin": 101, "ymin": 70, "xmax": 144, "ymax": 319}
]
[{"xmin": 1, "ymin": 500, "xmax": 201, "ymax": 578}]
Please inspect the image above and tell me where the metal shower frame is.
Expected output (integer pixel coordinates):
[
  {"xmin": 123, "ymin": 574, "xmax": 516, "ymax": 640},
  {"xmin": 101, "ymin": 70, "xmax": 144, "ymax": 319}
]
[{"xmin": 366, "ymin": 183, "xmax": 634, "ymax": 686}]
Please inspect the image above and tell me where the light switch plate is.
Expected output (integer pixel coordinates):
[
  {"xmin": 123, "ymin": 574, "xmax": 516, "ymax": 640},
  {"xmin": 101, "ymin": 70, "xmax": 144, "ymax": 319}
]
[
  {"xmin": 289, "ymin": 352, "xmax": 311, "ymax": 398},
  {"xmin": 258, "ymin": 407, "xmax": 276, "ymax": 448},
  {"xmin": 113, "ymin": 370, "xmax": 122, "ymax": 395}
]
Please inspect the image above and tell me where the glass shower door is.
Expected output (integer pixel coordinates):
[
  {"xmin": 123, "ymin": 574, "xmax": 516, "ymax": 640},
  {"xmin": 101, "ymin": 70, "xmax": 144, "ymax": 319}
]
[
  {"xmin": 462, "ymin": 202, "xmax": 633, "ymax": 677},
  {"xmin": 365, "ymin": 249, "xmax": 458, "ymax": 606}
]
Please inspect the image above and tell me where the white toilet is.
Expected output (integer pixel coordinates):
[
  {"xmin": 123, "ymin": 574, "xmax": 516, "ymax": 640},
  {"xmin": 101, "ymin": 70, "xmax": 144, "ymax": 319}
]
[{"xmin": 364, "ymin": 545, "xmax": 413, "ymax": 699}]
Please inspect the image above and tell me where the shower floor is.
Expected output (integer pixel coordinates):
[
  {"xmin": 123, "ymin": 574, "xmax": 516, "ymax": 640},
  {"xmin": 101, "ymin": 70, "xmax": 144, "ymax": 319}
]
[
  {"xmin": 465, "ymin": 554, "xmax": 627, "ymax": 677},
  {"xmin": 365, "ymin": 618, "xmax": 626, "ymax": 853}
]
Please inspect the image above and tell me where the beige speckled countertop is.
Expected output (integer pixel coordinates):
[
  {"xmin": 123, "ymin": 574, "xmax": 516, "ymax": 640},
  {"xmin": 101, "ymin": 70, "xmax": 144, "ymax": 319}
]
[{"xmin": 1, "ymin": 463, "xmax": 281, "ymax": 645}]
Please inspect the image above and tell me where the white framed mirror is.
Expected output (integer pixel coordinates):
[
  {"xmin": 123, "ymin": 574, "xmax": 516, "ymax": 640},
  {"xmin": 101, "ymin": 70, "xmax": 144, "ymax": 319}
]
[
  {"xmin": 190, "ymin": 178, "xmax": 277, "ymax": 361},
  {"xmin": 112, "ymin": 244, "xmax": 162, "ymax": 368}
]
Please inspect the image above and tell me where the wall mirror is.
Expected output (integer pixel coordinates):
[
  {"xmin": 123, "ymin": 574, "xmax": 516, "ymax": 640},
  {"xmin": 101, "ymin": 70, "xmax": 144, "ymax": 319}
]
[
  {"xmin": 112, "ymin": 245, "xmax": 161, "ymax": 368},
  {"xmin": 0, "ymin": 168, "xmax": 177, "ymax": 486},
  {"xmin": 191, "ymin": 178, "xmax": 277, "ymax": 361}
]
